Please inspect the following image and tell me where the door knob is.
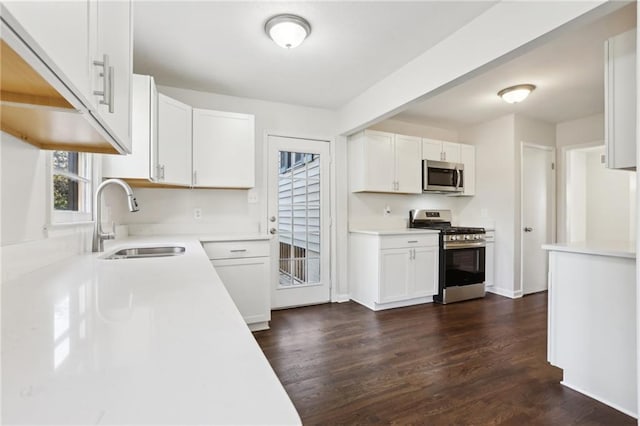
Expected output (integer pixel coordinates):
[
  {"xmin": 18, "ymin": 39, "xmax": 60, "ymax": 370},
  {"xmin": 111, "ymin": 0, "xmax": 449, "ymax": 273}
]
[
  {"xmin": 270, "ymin": 228, "xmax": 277, "ymax": 235},
  {"xmin": 524, "ymin": 227, "xmax": 533, "ymax": 232}
]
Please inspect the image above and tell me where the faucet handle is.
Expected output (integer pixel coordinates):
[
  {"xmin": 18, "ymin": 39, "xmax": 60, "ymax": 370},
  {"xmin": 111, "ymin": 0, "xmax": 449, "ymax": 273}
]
[{"xmin": 103, "ymin": 222, "xmax": 116, "ymax": 240}]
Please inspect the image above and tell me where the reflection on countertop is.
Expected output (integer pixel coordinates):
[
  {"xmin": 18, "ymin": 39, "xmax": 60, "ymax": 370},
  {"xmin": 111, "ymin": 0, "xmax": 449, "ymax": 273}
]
[{"xmin": 1, "ymin": 237, "xmax": 299, "ymax": 425}]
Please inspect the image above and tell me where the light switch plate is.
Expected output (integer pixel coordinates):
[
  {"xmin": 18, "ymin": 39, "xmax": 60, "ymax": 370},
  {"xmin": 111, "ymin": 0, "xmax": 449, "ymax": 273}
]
[{"xmin": 248, "ymin": 189, "xmax": 258, "ymax": 204}]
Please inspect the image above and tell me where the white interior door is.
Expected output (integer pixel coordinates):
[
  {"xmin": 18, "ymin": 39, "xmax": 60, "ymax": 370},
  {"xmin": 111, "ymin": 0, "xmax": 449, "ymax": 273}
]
[
  {"xmin": 267, "ymin": 135, "xmax": 331, "ymax": 309},
  {"xmin": 522, "ymin": 144, "xmax": 555, "ymax": 295}
]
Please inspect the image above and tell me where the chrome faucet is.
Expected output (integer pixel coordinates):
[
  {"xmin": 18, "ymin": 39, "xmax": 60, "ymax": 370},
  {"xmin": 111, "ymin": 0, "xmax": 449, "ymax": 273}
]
[{"xmin": 92, "ymin": 179, "xmax": 139, "ymax": 252}]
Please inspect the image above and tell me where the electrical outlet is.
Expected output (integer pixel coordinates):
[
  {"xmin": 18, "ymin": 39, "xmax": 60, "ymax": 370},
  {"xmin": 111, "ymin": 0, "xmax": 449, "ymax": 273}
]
[{"xmin": 194, "ymin": 208, "xmax": 202, "ymax": 220}]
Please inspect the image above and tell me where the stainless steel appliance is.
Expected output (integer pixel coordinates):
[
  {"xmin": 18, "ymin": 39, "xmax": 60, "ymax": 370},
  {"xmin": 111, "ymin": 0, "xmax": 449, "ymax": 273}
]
[
  {"xmin": 422, "ymin": 160, "xmax": 464, "ymax": 193},
  {"xmin": 409, "ymin": 209, "xmax": 485, "ymax": 304}
]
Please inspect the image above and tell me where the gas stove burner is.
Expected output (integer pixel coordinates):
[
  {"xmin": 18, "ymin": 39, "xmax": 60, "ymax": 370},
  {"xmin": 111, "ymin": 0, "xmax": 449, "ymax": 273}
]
[
  {"xmin": 443, "ymin": 226, "xmax": 486, "ymax": 235},
  {"xmin": 408, "ymin": 209, "xmax": 485, "ymax": 235}
]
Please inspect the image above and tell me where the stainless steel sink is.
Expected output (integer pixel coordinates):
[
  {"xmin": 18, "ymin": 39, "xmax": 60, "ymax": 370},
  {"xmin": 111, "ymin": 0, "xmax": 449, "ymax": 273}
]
[{"xmin": 102, "ymin": 246, "xmax": 186, "ymax": 260}]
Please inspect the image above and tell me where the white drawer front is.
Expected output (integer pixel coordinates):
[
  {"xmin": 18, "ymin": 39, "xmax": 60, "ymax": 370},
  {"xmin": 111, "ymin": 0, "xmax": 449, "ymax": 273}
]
[
  {"xmin": 379, "ymin": 234, "xmax": 439, "ymax": 250},
  {"xmin": 202, "ymin": 241, "xmax": 270, "ymax": 260}
]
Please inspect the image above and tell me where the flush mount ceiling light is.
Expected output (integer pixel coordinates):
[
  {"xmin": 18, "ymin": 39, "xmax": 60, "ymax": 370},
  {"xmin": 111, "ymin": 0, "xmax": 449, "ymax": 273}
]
[
  {"xmin": 497, "ymin": 84, "xmax": 536, "ymax": 104},
  {"xmin": 265, "ymin": 14, "xmax": 311, "ymax": 49}
]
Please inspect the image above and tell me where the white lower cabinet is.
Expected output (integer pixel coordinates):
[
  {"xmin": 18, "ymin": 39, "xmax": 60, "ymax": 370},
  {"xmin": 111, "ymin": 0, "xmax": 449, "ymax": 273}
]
[
  {"xmin": 349, "ymin": 232, "xmax": 439, "ymax": 310},
  {"xmin": 203, "ymin": 240, "xmax": 270, "ymax": 331}
]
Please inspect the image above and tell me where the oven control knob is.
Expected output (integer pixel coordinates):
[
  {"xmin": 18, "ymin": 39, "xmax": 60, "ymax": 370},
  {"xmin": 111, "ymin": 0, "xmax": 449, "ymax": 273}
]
[{"xmin": 464, "ymin": 235, "xmax": 470, "ymax": 240}]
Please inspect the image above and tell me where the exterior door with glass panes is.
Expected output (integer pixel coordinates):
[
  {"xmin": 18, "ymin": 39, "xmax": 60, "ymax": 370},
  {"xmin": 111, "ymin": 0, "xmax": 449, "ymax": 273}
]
[{"xmin": 267, "ymin": 135, "xmax": 331, "ymax": 308}]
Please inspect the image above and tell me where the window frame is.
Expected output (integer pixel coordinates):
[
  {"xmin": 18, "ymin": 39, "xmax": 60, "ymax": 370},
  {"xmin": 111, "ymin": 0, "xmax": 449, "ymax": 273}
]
[{"xmin": 48, "ymin": 151, "xmax": 94, "ymax": 225}]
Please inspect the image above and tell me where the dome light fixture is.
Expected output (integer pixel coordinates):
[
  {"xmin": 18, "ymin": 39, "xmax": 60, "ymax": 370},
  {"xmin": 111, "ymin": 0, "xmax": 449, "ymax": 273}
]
[
  {"xmin": 265, "ymin": 14, "xmax": 311, "ymax": 49},
  {"xmin": 498, "ymin": 84, "xmax": 536, "ymax": 104}
]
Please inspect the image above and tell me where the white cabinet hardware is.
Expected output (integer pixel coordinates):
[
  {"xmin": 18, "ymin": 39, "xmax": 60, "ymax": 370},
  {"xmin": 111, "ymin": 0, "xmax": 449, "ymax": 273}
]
[{"xmin": 93, "ymin": 54, "xmax": 114, "ymax": 112}]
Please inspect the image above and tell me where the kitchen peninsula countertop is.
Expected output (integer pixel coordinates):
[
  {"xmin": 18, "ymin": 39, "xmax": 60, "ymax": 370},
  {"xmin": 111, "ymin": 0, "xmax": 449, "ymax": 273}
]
[
  {"xmin": 1, "ymin": 236, "xmax": 299, "ymax": 425},
  {"xmin": 349, "ymin": 228, "xmax": 440, "ymax": 236},
  {"xmin": 542, "ymin": 241, "xmax": 636, "ymax": 259}
]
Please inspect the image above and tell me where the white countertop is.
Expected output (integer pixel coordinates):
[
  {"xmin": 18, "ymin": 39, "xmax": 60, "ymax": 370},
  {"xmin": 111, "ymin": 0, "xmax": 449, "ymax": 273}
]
[
  {"xmin": 199, "ymin": 233, "xmax": 270, "ymax": 242},
  {"xmin": 542, "ymin": 241, "xmax": 636, "ymax": 259},
  {"xmin": 1, "ymin": 236, "xmax": 300, "ymax": 425},
  {"xmin": 349, "ymin": 228, "xmax": 440, "ymax": 236}
]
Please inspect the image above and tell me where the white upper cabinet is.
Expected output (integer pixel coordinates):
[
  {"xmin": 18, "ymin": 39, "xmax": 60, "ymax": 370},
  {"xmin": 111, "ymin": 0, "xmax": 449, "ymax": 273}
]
[
  {"xmin": 441, "ymin": 141, "xmax": 460, "ymax": 163},
  {"xmin": 192, "ymin": 109, "xmax": 255, "ymax": 188},
  {"xmin": 103, "ymin": 74, "xmax": 157, "ymax": 181},
  {"xmin": 450, "ymin": 143, "xmax": 475, "ymax": 197},
  {"xmin": 157, "ymin": 94, "xmax": 192, "ymax": 186},
  {"xmin": 394, "ymin": 134, "xmax": 422, "ymax": 193},
  {"xmin": 422, "ymin": 138, "xmax": 460, "ymax": 163},
  {"xmin": 422, "ymin": 138, "xmax": 443, "ymax": 161},
  {"xmin": 349, "ymin": 130, "xmax": 421, "ymax": 194},
  {"xmin": 2, "ymin": 1, "xmax": 91, "ymax": 100},
  {"xmin": 1, "ymin": 0, "xmax": 132, "ymax": 154},
  {"xmin": 605, "ymin": 29, "xmax": 636, "ymax": 170},
  {"xmin": 88, "ymin": 0, "xmax": 133, "ymax": 152}
]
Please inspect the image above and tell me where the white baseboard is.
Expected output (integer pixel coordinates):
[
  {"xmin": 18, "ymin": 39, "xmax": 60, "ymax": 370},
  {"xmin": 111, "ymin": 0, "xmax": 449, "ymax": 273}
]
[
  {"xmin": 486, "ymin": 286, "xmax": 523, "ymax": 299},
  {"xmin": 332, "ymin": 293, "xmax": 351, "ymax": 303},
  {"xmin": 351, "ymin": 295, "xmax": 433, "ymax": 311},
  {"xmin": 561, "ymin": 380, "xmax": 638, "ymax": 419}
]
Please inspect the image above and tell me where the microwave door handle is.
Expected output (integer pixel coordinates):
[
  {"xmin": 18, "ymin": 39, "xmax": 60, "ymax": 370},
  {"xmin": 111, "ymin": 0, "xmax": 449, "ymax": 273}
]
[{"xmin": 456, "ymin": 168, "xmax": 461, "ymax": 190}]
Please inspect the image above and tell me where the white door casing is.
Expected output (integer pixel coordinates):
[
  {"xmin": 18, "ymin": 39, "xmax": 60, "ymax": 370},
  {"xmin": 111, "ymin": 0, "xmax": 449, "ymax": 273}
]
[
  {"xmin": 521, "ymin": 143, "xmax": 556, "ymax": 295},
  {"xmin": 267, "ymin": 134, "xmax": 331, "ymax": 309}
]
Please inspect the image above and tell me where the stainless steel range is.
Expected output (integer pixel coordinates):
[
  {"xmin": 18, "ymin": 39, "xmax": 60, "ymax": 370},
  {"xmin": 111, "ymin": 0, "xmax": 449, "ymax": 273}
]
[{"xmin": 409, "ymin": 209, "xmax": 486, "ymax": 304}]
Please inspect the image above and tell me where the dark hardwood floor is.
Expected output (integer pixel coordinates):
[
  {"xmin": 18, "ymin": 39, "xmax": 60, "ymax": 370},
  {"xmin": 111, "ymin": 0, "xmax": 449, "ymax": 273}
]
[{"xmin": 254, "ymin": 293, "xmax": 635, "ymax": 425}]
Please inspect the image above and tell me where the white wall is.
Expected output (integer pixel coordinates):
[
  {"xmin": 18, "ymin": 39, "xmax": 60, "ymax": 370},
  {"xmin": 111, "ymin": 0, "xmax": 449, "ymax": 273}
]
[
  {"xmin": 458, "ymin": 115, "xmax": 516, "ymax": 297},
  {"xmin": 1, "ymin": 133, "xmax": 93, "ymax": 281},
  {"xmin": 348, "ymin": 119, "xmax": 460, "ymax": 230},
  {"xmin": 369, "ymin": 118, "xmax": 459, "ymax": 142},
  {"xmin": 584, "ymin": 147, "xmax": 636, "ymax": 242},
  {"xmin": 1, "ymin": 133, "xmax": 48, "ymax": 246},
  {"xmin": 567, "ymin": 149, "xmax": 587, "ymax": 242},
  {"xmin": 455, "ymin": 114, "xmax": 555, "ymax": 297},
  {"xmin": 513, "ymin": 115, "xmax": 556, "ymax": 294},
  {"xmin": 556, "ymin": 113, "xmax": 604, "ymax": 242}
]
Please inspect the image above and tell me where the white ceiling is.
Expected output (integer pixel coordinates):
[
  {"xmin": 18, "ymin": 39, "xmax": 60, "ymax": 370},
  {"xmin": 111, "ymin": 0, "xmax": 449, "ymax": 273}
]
[
  {"xmin": 133, "ymin": 1, "xmax": 497, "ymax": 109},
  {"xmin": 394, "ymin": 3, "xmax": 636, "ymax": 127}
]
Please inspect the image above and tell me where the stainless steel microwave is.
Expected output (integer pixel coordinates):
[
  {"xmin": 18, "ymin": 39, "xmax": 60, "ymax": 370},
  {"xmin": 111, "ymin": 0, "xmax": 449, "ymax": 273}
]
[{"xmin": 422, "ymin": 160, "xmax": 464, "ymax": 193}]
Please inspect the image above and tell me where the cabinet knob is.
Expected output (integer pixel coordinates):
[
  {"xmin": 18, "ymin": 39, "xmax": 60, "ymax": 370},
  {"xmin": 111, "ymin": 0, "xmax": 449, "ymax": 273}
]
[
  {"xmin": 270, "ymin": 228, "xmax": 277, "ymax": 235},
  {"xmin": 524, "ymin": 227, "xmax": 533, "ymax": 232}
]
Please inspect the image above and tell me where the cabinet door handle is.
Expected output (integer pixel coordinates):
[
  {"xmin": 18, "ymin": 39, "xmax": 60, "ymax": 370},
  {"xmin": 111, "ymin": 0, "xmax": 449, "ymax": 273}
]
[
  {"xmin": 193, "ymin": 170, "xmax": 197, "ymax": 185},
  {"xmin": 230, "ymin": 249, "xmax": 247, "ymax": 253},
  {"xmin": 408, "ymin": 240, "xmax": 418, "ymax": 243},
  {"xmin": 93, "ymin": 54, "xmax": 114, "ymax": 113}
]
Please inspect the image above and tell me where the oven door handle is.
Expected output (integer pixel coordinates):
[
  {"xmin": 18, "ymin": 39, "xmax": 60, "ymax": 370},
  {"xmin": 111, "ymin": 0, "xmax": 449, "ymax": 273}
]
[{"xmin": 443, "ymin": 241, "xmax": 486, "ymax": 250}]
